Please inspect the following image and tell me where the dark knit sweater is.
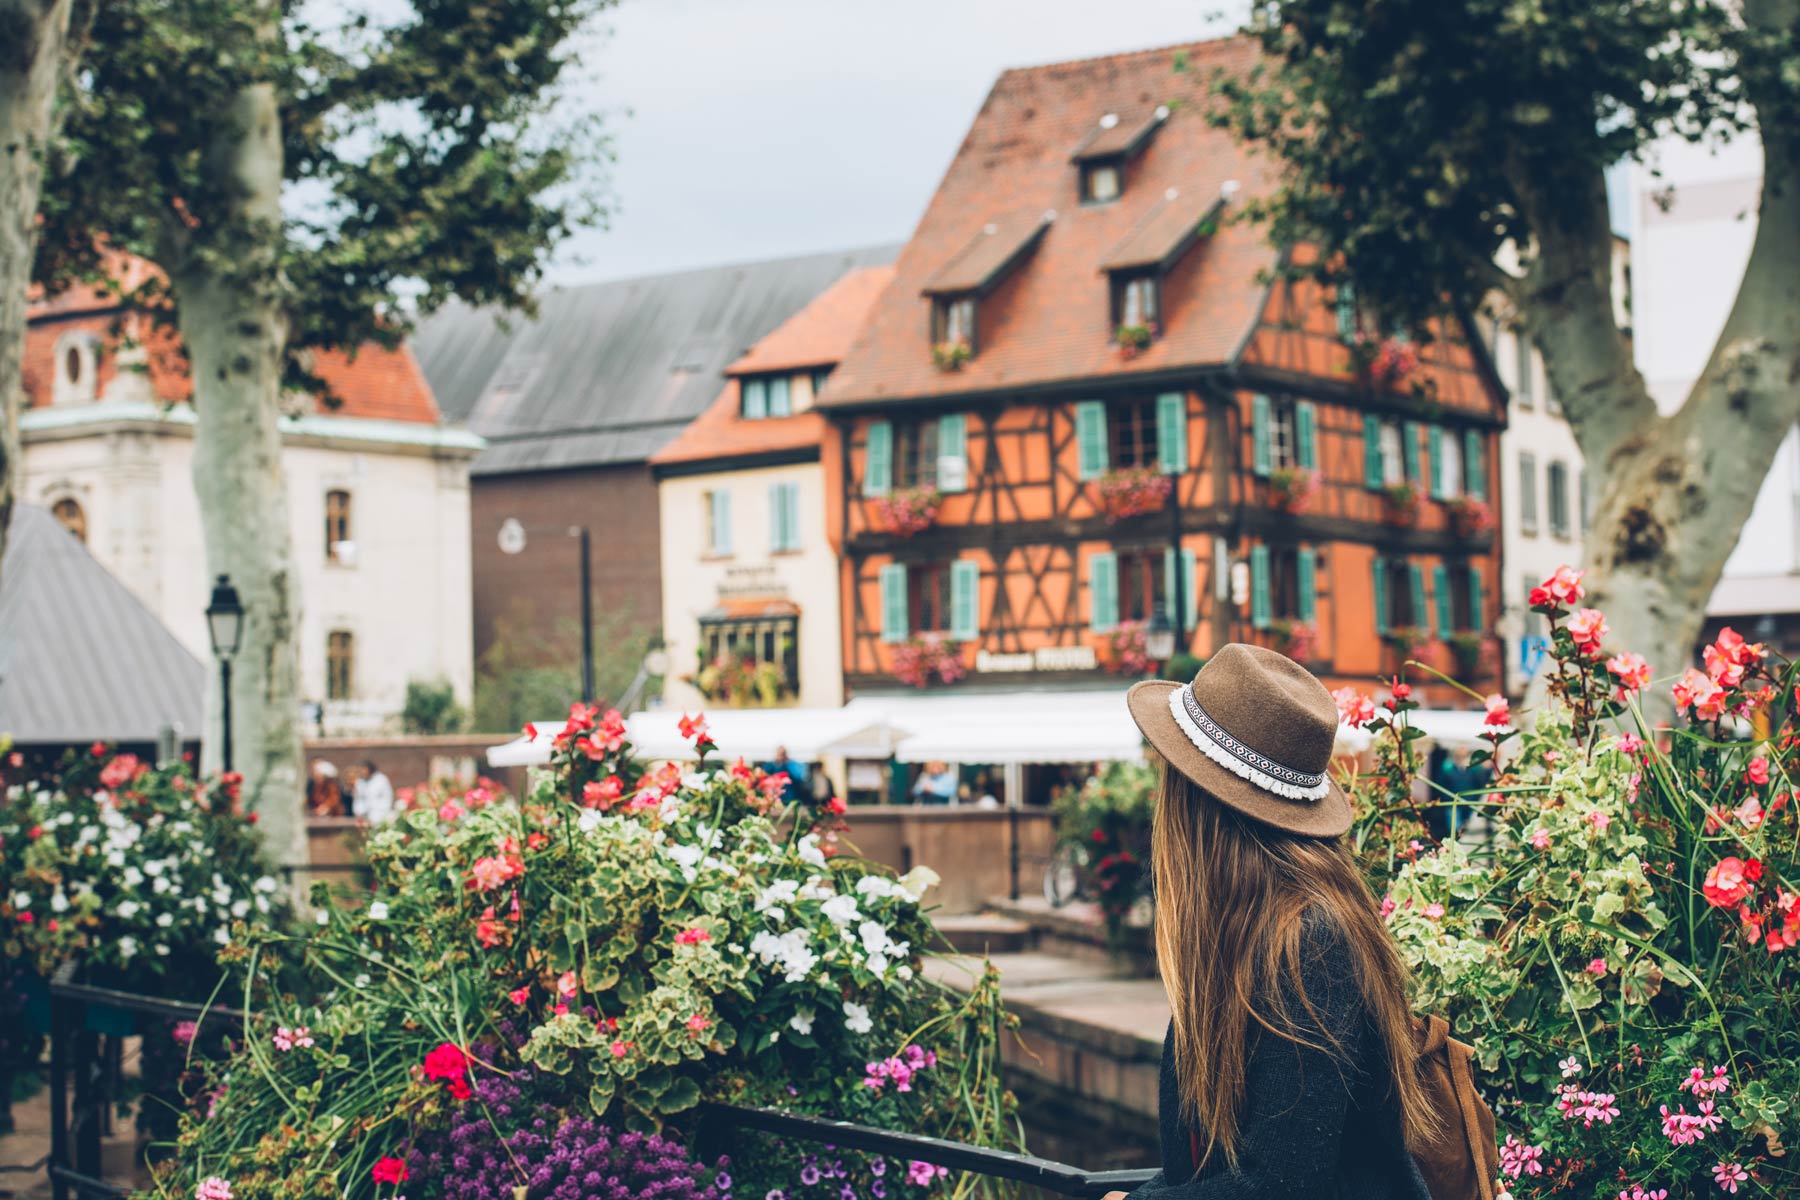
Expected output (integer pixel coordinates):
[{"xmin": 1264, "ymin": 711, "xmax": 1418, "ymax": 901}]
[{"xmin": 1128, "ymin": 916, "xmax": 1431, "ymax": 1199}]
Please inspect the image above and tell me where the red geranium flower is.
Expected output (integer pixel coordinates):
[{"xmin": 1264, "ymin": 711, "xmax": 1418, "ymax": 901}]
[{"xmin": 371, "ymin": 1157, "xmax": 409, "ymax": 1185}]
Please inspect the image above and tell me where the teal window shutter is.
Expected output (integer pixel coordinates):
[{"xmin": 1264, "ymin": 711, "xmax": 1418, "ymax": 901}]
[
  {"xmin": 879, "ymin": 563, "xmax": 909, "ymax": 643},
  {"xmin": 1250, "ymin": 544, "xmax": 1272, "ymax": 629},
  {"xmin": 1181, "ymin": 549, "xmax": 1198, "ymax": 631},
  {"xmin": 1463, "ymin": 429, "xmax": 1486, "ymax": 499},
  {"xmin": 1335, "ymin": 283, "xmax": 1356, "ymax": 339},
  {"xmin": 769, "ymin": 482, "xmax": 800, "ymax": 552},
  {"xmin": 709, "ymin": 490, "xmax": 732, "ymax": 556},
  {"xmin": 865, "ymin": 421, "xmax": 893, "ymax": 496},
  {"xmin": 1363, "ymin": 415, "xmax": 1383, "ymax": 489},
  {"xmin": 1075, "ymin": 401, "xmax": 1109, "ymax": 480},
  {"xmin": 1433, "ymin": 564, "xmax": 1453, "ymax": 638},
  {"xmin": 1408, "ymin": 563, "xmax": 1427, "ymax": 630},
  {"xmin": 937, "ymin": 413, "xmax": 968, "ymax": 493},
  {"xmin": 743, "ymin": 378, "xmax": 768, "ymax": 420},
  {"xmin": 1427, "ymin": 426, "xmax": 1445, "ymax": 499},
  {"xmin": 1467, "ymin": 565, "xmax": 1484, "ymax": 632},
  {"xmin": 1156, "ymin": 392, "xmax": 1188, "ymax": 473},
  {"xmin": 1372, "ymin": 556, "xmax": 1389, "ymax": 636},
  {"xmin": 1088, "ymin": 551, "xmax": 1119, "ymax": 633},
  {"xmin": 949, "ymin": 560, "xmax": 979, "ymax": 640},
  {"xmin": 1295, "ymin": 401, "xmax": 1318, "ymax": 470},
  {"xmin": 1251, "ymin": 394, "xmax": 1273, "ymax": 476},
  {"xmin": 1297, "ymin": 547, "xmax": 1317, "ymax": 623},
  {"xmin": 1402, "ymin": 421, "xmax": 1421, "ymax": 484}
]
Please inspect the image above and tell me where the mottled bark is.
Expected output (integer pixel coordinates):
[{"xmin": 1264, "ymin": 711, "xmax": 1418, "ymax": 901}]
[
  {"xmin": 177, "ymin": 70, "xmax": 306, "ymax": 868},
  {"xmin": 0, "ymin": 0, "xmax": 75, "ymax": 576}
]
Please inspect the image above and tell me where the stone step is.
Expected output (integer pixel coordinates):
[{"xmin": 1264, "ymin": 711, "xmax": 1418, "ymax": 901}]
[
  {"xmin": 983, "ymin": 895, "xmax": 1156, "ymax": 974},
  {"xmin": 930, "ymin": 912, "xmax": 1034, "ymax": 956}
]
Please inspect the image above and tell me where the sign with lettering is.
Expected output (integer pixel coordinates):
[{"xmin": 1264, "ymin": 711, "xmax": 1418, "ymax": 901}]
[
  {"xmin": 717, "ymin": 564, "xmax": 790, "ymax": 599},
  {"xmin": 974, "ymin": 645, "xmax": 1099, "ymax": 673}
]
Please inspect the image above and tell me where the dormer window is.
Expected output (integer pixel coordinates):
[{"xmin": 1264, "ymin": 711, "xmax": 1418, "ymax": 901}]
[
  {"xmin": 741, "ymin": 373, "xmax": 794, "ymax": 420},
  {"xmin": 51, "ymin": 332, "xmax": 100, "ymax": 406},
  {"xmin": 1114, "ymin": 272, "xmax": 1160, "ymax": 329},
  {"xmin": 1081, "ymin": 159, "xmax": 1123, "ymax": 205},
  {"xmin": 933, "ymin": 296, "xmax": 977, "ymax": 351},
  {"xmin": 921, "ymin": 209, "xmax": 1054, "ymax": 366}
]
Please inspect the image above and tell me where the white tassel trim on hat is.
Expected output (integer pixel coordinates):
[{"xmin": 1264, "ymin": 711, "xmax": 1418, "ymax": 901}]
[{"xmin": 1166, "ymin": 686, "xmax": 1330, "ymax": 803}]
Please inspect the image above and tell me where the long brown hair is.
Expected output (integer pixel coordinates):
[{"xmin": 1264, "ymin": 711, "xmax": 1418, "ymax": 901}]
[{"xmin": 1151, "ymin": 760, "xmax": 1435, "ymax": 1170}]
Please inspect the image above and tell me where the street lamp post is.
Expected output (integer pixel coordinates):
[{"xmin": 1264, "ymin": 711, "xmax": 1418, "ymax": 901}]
[
  {"xmin": 1165, "ymin": 462, "xmax": 1186, "ymax": 661},
  {"xmin": 205, "ymin": 574, "xmax": 245, "ymax": 772}
]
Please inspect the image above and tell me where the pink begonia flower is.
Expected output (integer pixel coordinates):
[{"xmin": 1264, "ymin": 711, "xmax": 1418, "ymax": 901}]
[
  {"xmin": 1530, "ymin": 828, "xmax": 1551, "ymax": 850},
  {"xmin": 1587, "ymin": 810, "xmax": 1611, "ymax": 832},
  {"xmin": 1747, "ymin": 756, "xmax": 1770, "ymax": 786},
  {"xmin": 1586, "ymin": 958, "xmax": 1607, "ymax": 977},
  {"xmin": 1617, "ymin": 733, "xmax": 1645, "ymax": 756},
  {"xmin": 1736, "ymin": 796, "xmax": 1765, "ymax": 830},
  {"xmin": 1483, "ymin": 694, "xmax": 1511, "ymax": 728},
  {"xmin": 1713, "ymin": 1161, "xmax": 1749, "ymax": 1193},
  {"xmin": 556, "ymin": 970, "xmax": 578, "ymax": 997},
  {"xmin": 1566, "ymin": 608, "xmax": 1609, "ymax": 656},
  {"xmin": 197, "ymin": 1178, "xmax": 234, "ymax": 1200},
  {"xmin": 1379, "ymin": 896, "xmax": 1397, "ymax": 920},
  {"xmin": 1619, "ymin": 1188, "xmax": 1669, "ymax": 1200},
  {"xmin": 1540, "ymin": 566, "xmax": 1585, "ymax": 605},
  {"xmin": 1673, "ymin": 668, "xmax": 1728, "ymax": 721},
  {"xmin": 507, "ymin": 987, "xmax": 530, "ymax": 1005},
  {"xmin": 1332, "ymin": 686, "xmax": 1377, "ymax": 728},
  {"xmin": 1606, "ymin": 651, "xmax": 1652, "ymax": 695},
  {"xmin": 674, "ymin": 927, "xmax": 711, "ymax": 946}
]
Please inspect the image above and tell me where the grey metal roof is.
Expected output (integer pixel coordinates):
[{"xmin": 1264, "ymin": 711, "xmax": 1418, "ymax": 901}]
[
  {"xmin": 0, "ymin": 506, "xmax": 206, "ymax": 745},
  {"xmin": 412, "ymin": 244, "xmax": 902, "ymax": 476}
]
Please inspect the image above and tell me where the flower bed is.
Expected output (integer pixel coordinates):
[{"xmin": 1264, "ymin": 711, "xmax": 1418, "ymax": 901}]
[
  {"xmin": 145, "ymin": 710, "xmax": 1015, "ymax": 1199},
  {"xmin": 1338, "ymin": 567, "xmax": 1800, "ymax": 1198}
]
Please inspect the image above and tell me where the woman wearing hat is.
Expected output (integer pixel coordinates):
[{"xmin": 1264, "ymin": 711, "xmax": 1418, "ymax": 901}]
[{"xmin": 1112, "ymin": 644, "xmax": 1435, "ymax": 1198}]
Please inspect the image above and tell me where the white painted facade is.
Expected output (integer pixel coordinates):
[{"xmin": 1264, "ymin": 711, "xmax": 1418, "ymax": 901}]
[
  {"xmin": 658, "ymin": 461, "xmax": 843, "ymax": 713},
  {"xmin": 20, "ymin": 399, "xmax": 482, "ymax": 736},
  {"xmin": 1626, "ymin": 137, "xmax": 1800, "ymax": 628}
]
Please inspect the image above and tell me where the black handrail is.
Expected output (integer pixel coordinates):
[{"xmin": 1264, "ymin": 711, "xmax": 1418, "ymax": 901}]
[{"xmin": 44, "ymin": 981, "xmax": 1158, "ymax": 1200}]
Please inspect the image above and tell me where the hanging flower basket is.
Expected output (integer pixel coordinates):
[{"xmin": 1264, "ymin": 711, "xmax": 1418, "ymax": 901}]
[
  {"xmin": 1269, "ymin": 465, "xmax": 1321, "ymax": 513},
  {"xmin": 1382, "ymin": 481, "xmax": 1422, "ymax": 526},
  {"xmin": 1114, "ymin": 322, "xmax": 1157, "ymax": 358},
  {"xmin": 1270, "ymin": 619, "xmax": 1318, "ymax": 663},
  {"xmin": 1448, "ymin": 495, "xmax": 1496, "ymax": 539},
  {"xmin": 931, "ymin": 339, "xmax": 972, "ymax": 372},
  {"xmin": 872, "ymin": 486, "xmax": 941, "ymax": 537},
  {"xmin": 891, "ymin": 634, "xmax": 967, "ymax": 688},
  {"xmin": 1095, "ymin": 467, "xmax": 1172, "ymax": 522}
]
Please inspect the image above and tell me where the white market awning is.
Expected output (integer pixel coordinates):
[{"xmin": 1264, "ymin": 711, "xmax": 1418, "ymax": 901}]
[
  {"xmin": 843, "ymin": 689, "xmax": 1146, "ymax": 765},
  {"xmin": 485, "ymin": 708, "xmax": 896, "ymax": 769}
]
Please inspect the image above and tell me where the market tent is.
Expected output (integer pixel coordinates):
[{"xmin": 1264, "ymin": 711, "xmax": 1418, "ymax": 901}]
[
  {"xmin": 486, "ymin": 708, "xmax": 895, "ymax": 769},
  {"xmin": 842, "ymin": 689, "xmax": 1145, "ymax": 764}
]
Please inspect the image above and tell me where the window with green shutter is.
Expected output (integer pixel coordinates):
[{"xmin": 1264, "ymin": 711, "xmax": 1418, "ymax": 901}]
[
  {"xmin": 1372, "ymin": 556, "xmax": 1389, "ymax": 635},
  {"xmin": 1466, "ymin": 565, "xmax": 1485, "ymax": 631},
  {"xmin": 865, "ymin": 421, "xmax": 893, "ymax": 497},
  {"xmin": 1156, "ymin": 392, "xmax": 1188, "ymax": 473},
  {"xmin": 1295, "ymin": 401, "xmax": 1318, "ymax": 471},
  {"xmin": 879, "ymin": 563, "xmax": 909, "ymax": 643},
  {"xmin": 1250, "ymin": 544, "xmax": 1272, "ymax": 629},
  {"xmin": 1162, "ymin": 548, "xmax": 1198, "ymax": 631},
  {"xmin": 1427, "ymin": 426, "xmax": 1447, "ymax": 499},
  {"xmin": 1297, "ymin": 547, "xmax": 1317, "ymax": 623},
  {"xmin": 1408, "ymin": 563, "xmax": 1428, "ymax": 631},
  {"xmin": 937, "ymin": 413, "xmax": 968, "ymax": 493},
  {"xmin": 949, "ymin": 560, "xmax": 979, "ymax": 640},
  {"xmin": 1363, "ymin": 415, "xmax": 1384, "ymax": 489},
  {"xmin": 1463, "ymin": 429, "xmax": 1486, "ymax": 498},
  {"xmin": 1252, "ymin": 393, "xmax": 1273, "ymax": 476},
  {"xmin": 1088, "ymin": 551, "xmax": 1119, "ymax": 633},
  {"xmin": 1433, "ymin": 564, "xmax": 1453, "ymax": 638},
  {"xmin": 1402, "ymin": 421, "xmax": 1421, "ymax": 483},
  {"xmin": 1075, "ymin": 401, "xmax": 1109, "ymax": 480}
]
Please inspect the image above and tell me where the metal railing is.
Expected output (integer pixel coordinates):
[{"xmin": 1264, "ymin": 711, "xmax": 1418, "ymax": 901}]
[{"xmin": 44, "ymin": 981, "xmax": 1156, "ymax": 1200}]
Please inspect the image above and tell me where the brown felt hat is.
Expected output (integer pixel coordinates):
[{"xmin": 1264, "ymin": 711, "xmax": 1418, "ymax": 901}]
[{"xmin": 1127, "ymin": 643, "xmax": 1352, "ymax": 838}]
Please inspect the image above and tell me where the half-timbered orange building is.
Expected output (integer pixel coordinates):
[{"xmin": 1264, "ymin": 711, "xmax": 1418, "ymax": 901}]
[{"xmin": 818, "ymin": 38, "xmax": 1506, "ymax": 705}]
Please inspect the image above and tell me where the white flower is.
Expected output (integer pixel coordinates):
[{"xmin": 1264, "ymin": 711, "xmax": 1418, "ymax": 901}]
[
  {"xmin": 798, "ymin": 877, "xmax": 835, "ymax": 902},
  {"xmin": 254, "ymin": 875, "xmax": 278, "ymax": 894},
  {"xmin": 231, "ymin": 900, "xmax": 250, "ymax": 919},
  {"xmin": 577, "ymin": 807, "xmax": 604, "ymax": 834},
  {"xmin": 354, "ymin": 974, "xmax": 371, "ymax": 988},
  {"xmin": 854, "ymin": 875, "xmax": 905, "ymax": 901},
  {"xmin": 788, "ymin": 1008, "xmax": 815, "ymax": 1036},
  {"xmin": 897, "ymin": 865, "xmax": 939, "ymax": 902},
  {"xmin": 750, "ymin": 929, "xmax": 819, "ymax": 982},
  {"xmin": 154, "ymin": 943, "xmax": 170, "ymax": 957},
  {"xmin": 155, "ymin": 912, "xmax": 174, "ymax": 928},
  {"xmin": 821, "ymin": 894, "xmax": 861, "ymax": 927},
  {"xmin": 213, "ymin": 927, "xmax": 230, "ymax": 946},
  {"xmin": 117, "ymin": 936, "xmax": 138, "ymax": 960},
  {"xmin": 842, "ymin": 1001, "xmax": 872, "ymax": 1035},
  {"xmin": 755, "ymin": 880, "xmax": 799, "ymax": 921},
  {"xmin": 11, "ymin": 891, "xmax": 28, "ymax": 910},
  {"xmin": 121, "ymin": 866, "xmax": 143, "ymax": 888},
  {"xmin": 896, "ymin": 964, "xmax": 914, "ymax": 982},
  {"xmin": 797, "ymin": 834, "xmax": 828, "ymax": 869},
  {"xmin": 316, "ymin": 910, "xmax": 330, "ymax": 926},
  {"xmin": 367, "ymin": 901, "xmax": 389, "ymax": 921},
  {"xmin": 1559, "ymin": 1056, "xmax": 1583, "ymax": 1079},
  {"xmin": 50, "ymin": 890, "xmax": 69, "ymax": 913},
  {"xmin": 682, "ymin": 772, "xmax": 711, "ymax": 790},
  {"xmin": 665, "ymin": 843, "xmax": 705, "ymax": 880}
]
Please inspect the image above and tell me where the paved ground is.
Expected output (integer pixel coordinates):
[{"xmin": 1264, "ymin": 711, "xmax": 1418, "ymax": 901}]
[
  {"xmin": 1, "ymin": 1078, "xmax": 143, "ymax": 1200},
  {"xmin": 924, "ymin": 949, "xmax": 1168, "ymax": 1054}
]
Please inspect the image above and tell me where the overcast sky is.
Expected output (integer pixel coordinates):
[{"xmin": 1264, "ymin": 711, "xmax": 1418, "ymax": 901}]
[{"xmin": 548, "ymin": 0, "xmax": 1246, "ymax": 284}]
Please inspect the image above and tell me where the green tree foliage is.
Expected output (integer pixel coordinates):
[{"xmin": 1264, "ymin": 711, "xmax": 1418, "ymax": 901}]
[
  {"xmin": 1213, "ymin": 1, "xmax": 1800, "ymax": 676},
  {"xmin": 400, "ymin": 678, "xmax": 465, "ymax": 736}
]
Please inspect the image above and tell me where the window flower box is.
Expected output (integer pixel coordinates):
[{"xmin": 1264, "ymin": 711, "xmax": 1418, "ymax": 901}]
[
  {"xmin": 1103, "ymin": 621, "xmax": 1154, "ymax": 677},
  {"xmin": 1114, "ymin": 321, "xmax": 1157, "ymax": 358},
  {"xmin": 872, "ymin": 486, "xmax": 941, "ymax": 537},
  {"xmin": 1269, "ymin": 465, "xmax": 1321, "ymax": 513},
  {"xmin": 931, "ymin": 339, "xmax": 972, "ymax": 372},
  {"xmin": 1381, "ymin": 481, "xmax": 1422, "ymax": 526},
  {"xmin": 1270, "ymin": 618, "xmax": 1318, "ymax": 663},
  {"xmin": 1343, "ymin": 331, "xmax": 1419, "ymax": 387},
  {"xmin": 1095, "ymin": 466, "xmax": 1172, "ymax": 522},
  {"xmin": 891, "ymin": 634, "xmax": 967, "ymax": 688},
  {"xmin": 1385, "ymin": 624, "xmax": 1429, "ymax": 661},
  {"xmin": 1448, "ymin": 494, "xmax": 1496, "ymax": 539}
]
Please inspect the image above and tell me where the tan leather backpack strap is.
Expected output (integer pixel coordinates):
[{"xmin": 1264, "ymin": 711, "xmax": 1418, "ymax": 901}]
[{"xmin": 1448, "ymin": 1040, "xmax": 1495, "ymax": 1200}]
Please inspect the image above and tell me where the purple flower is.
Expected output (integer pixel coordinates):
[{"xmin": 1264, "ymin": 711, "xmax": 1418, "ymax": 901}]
[{"xmin": 800, "ymin": 1164, "xmax": 821, "ymax": 1187}]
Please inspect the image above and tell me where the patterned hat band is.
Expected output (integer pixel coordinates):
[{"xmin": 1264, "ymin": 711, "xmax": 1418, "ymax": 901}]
[{"xmin": 1166, "ymin": 684, "xmax": 1330, "ymax": 803}]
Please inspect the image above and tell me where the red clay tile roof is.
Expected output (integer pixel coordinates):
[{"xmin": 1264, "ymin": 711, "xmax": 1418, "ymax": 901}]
[
  {"xmin": 1070, "ymin": 106, "xmax": 1167, "ymax": 163},
  {"xmin": 24, "ymin": 252, "xmax": 442, "ymax": 424},
  {"xmin": 821, "ymin": 37, "xmax": 1280, "ymax": 408},
  {"xmin": 649, "ymin": 383, "xmax": 826, "ymax": 470},
  {"xmin": 725, "ymin": 264, "xmax": 897, "ymax": 376},
  {"xmin": 920, "ymin": 209, "xmax": 1053, "ymax": 296},
  {"xmin": 1101, "ymin": 188, "xmax": 1223, "ymax": 272}
]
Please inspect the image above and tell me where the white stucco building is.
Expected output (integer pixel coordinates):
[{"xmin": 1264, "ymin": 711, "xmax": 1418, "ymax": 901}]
[
  {"xmin": 20, "ymin": 267, "xmax": 482, "ymax": 735},
  {"xmin": 650, "ymin": 265, "xmax": 894, "ymax": 716}
]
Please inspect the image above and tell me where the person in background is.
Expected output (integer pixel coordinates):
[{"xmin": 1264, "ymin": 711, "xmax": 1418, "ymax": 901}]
[
  {"xmin": 353, "ymin": 759, "xmax": 395, "ymax": 824},
  {"xmin": 760, "ymin": 745, "xmax": 810, "ymax": 804},
  {"xmin": 308, "ymin": 760, "xmax": 343, "ymax": 816},
  {"xmin": 1429, "ymin": 744, "xmax": 1490, "ymax": 842},
  {"xmin": 911, "ymin": 760, "xmax": 959, "ymax": 805}
]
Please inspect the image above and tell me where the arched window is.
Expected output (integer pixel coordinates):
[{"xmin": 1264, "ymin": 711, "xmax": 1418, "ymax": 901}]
[
  {"xmin": 51, "ymin": 333, "xmax": 99, "ymax": 406},
  {"xmin": 326, "ymin": 630, "xmax": 355, "ymax": 700},
  {"xmin": 51, "ymin": 498, "xmax": 87, "ymax": 543},
  {"xmin": 325, "ymin": 490, "xmax": 353, "ymax": 564}
]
